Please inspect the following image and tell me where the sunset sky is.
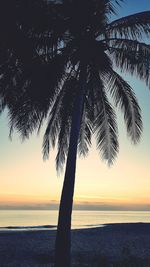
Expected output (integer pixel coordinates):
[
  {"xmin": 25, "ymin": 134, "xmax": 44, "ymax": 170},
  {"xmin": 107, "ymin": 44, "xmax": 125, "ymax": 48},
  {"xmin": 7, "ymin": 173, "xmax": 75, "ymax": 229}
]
[{"xmin": 0, "ymin": 0, "xmax": 150, "ymax": 210}]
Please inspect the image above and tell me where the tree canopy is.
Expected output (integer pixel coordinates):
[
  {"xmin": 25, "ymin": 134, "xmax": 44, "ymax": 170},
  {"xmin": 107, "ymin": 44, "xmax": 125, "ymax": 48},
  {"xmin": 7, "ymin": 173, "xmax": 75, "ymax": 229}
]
[{"xmin": 0, "ymin": 0, "xmax": 150, "ymax": 170}]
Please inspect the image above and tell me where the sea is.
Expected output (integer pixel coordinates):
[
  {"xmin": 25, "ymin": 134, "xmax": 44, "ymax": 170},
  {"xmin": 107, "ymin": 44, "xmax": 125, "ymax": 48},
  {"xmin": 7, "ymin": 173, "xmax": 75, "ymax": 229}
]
[{"xmin": 0, "ymin": 210, "xmax": 150, "ymax": 231}]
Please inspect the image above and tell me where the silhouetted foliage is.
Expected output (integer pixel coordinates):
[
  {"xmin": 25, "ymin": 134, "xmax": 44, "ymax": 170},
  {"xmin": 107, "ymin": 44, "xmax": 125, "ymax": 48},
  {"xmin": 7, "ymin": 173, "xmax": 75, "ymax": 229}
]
[{"xmin": 0, "ymin": 1, "xmax": 150, "ymax": 267}]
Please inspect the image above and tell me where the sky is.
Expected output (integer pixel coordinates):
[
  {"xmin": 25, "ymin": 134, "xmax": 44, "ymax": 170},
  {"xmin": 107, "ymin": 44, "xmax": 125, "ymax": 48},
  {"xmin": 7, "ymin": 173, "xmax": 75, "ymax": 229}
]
[{"xmin": 0, "ymin": 0, "xmax": 150, "ymax": 211}]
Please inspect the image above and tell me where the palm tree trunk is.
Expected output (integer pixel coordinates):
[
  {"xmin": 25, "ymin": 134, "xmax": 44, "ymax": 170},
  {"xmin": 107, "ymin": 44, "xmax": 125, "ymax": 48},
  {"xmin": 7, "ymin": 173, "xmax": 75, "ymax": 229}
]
[{"xmin": 54, "ymin": 66, "xmax": 86, "ymax": 267}]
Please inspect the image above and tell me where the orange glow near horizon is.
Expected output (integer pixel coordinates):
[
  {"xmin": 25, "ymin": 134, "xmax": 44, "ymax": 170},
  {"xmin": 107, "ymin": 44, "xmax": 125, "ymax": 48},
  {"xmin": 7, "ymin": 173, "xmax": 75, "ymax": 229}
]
[
  {"xmin": 0, "ymin": 74, "xmax": 150, "ymax": 211},
  {"xmin": 0, "ymin": 142, "xmax": 150, "ymax": 210}
]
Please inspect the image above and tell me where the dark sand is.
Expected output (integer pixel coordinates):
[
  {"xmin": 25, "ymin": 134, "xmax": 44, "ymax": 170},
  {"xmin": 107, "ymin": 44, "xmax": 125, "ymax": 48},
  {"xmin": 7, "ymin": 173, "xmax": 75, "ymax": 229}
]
[{"xmin": 0, "ymin": 223, "xmax": 150, "ymax": 266}]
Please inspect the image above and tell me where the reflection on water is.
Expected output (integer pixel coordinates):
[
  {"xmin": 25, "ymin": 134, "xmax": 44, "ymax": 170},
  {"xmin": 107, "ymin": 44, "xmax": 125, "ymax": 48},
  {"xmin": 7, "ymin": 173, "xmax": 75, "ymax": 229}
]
[{"xmin": 0, "ymin": 210, "xmax": 150, "ymax": 230}]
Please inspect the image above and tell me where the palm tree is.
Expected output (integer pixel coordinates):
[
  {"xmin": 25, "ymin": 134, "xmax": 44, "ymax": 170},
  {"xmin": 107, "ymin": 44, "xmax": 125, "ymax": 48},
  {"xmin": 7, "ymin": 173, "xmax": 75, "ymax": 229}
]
[{"xmin": 0, "ymin": 1, "xmax": 150, "ymax": 266}]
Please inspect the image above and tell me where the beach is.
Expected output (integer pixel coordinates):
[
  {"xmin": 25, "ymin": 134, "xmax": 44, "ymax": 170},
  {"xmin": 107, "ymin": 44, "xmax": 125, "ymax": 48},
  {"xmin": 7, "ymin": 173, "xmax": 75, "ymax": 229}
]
[{"xmin": 0, "ymin": 223, "xmax": 150, "ymax": 266}]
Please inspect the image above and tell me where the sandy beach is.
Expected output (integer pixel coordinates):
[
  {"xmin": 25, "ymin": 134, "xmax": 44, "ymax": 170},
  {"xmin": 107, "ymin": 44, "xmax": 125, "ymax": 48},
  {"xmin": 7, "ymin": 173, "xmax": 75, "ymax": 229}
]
[{"xmin": 0, "ymin": 223, "xmax": 150, "ymax": 266}]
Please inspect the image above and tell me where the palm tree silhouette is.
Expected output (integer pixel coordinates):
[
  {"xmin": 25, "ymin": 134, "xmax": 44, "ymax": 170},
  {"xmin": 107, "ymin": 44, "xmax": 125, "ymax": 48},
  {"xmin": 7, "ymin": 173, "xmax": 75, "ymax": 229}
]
[{"xmin": 0, "ymin": 1, "xmax": 150, "ymax": 266}]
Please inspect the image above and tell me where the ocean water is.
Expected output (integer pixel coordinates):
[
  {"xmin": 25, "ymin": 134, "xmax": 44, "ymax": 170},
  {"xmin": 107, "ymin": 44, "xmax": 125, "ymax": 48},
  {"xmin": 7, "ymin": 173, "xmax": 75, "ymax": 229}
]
[{"xmin": 0, "ymin": 210, "xmax": 150, "ymax": 230}]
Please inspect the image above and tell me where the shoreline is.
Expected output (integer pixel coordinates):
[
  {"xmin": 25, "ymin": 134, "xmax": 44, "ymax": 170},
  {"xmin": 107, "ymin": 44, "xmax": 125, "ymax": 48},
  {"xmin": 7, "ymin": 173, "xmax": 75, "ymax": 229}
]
[
  {"xmin": 0, "ymin": 223, "xmax": 150, "ymax": 266},
  {"xmin": 1, "ymin": 221, "xmax": 149, "ymax": 231},
  {"xmin": 0, "ymin": 224, "xmax": 104, "ymax": 232}
]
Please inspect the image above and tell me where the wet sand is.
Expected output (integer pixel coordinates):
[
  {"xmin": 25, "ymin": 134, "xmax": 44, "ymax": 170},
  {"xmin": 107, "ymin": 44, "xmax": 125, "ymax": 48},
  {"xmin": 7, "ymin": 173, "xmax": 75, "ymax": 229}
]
[{"xmin": 0, "ymin": 223, "xmax": 150, "ymax": 266}]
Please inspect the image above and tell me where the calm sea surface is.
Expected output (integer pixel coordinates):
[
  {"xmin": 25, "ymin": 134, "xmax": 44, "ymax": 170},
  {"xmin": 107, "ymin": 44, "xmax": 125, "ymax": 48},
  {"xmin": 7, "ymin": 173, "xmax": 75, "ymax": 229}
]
[{"xmin": 0, "ymin": 210, "xmax": 150, "ymax": 230}]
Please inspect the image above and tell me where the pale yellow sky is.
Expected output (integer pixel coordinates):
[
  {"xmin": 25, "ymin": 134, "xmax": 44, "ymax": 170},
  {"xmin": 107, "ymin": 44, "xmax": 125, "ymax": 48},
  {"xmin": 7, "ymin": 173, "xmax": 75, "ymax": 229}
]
[
  {"xmin": 0, "ymin": 129, "xmax": 150, "ymax": 209},
  {"xmin": 0, "ymin": 72, "xmax": 150, "ymax": 210}
]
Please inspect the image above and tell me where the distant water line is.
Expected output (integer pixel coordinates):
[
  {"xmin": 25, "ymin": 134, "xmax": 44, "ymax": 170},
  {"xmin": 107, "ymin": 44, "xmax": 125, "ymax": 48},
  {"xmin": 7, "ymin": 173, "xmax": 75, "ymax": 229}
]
[{"xmin": 0, "ymin": 210, "xmax": 150, "ymax": 231}]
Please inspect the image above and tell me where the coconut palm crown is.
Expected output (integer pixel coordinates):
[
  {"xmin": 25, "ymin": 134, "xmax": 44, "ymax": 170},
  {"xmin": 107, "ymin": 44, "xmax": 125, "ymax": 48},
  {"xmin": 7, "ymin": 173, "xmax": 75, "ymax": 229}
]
[
  {"xmin": 0, "ymin": 1, "xmax": 150, "ymax": 267},
  {"xmin": 0, "ymin": 0, "xmax": 150, "ymax": 165}
]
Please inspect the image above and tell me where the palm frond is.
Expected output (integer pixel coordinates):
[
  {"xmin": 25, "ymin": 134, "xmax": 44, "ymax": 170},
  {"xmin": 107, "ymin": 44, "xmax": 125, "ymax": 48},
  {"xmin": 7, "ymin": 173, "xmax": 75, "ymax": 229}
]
[
  {"xmin": 0, "ymin": 0, "xmax": 148, "ymax": 173},
  {"xmin": 78, "ymin": 99, "xmax": 92, "ymax": 157},
  {"xmin": 55, "ymin": 111, "xmax": 71, "ymax": 173},
  {"xmin": 108, "ymin": 39, "xmax": 150, "ymax": 87},
  {"xmin": 104, "ymin": 70, "xmax": 143, "ymax": 143},
  {"xmin": 107, "ymin": 11, "xmax": 150, "ymax": 39},
  {"xmin": 42, "ymin": 76, "xmax": 78, "ymax": 164},
  {"xmin": 0, "ymin": 97, "xmax": 5, "ymax": 115},
  {"xmin": 42, "ymin": 89, "xmax": 65, "ymax": 160},
  {"xmin": 91, "ymin": 72, "xmax": 119, "ymax": 165},
  {"xmin": 8, "ymin": 102, "xmax": 43, "ymax": 140},
  {"xmin": 103, "ymin": 0, "xmax": 124, "ymax": 15},
  {"xmin": 1, "ymin": 50, "xmax": 69, "ymax": 140}
]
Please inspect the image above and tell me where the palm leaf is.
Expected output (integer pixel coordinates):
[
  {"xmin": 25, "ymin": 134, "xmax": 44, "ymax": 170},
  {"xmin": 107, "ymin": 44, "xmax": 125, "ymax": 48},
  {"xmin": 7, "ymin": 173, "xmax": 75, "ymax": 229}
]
[
  {"xmin": 107, "ymin": 11, "xmax": 150, "ymax": 39},
  {"xmin": 108, "ymin": 39, "xmax": 150, "ymax": 87},
  {"xmin": 42, "ymin": 76, "xmax": 78, "ymax": 163},
  {"xmin": 91, "ymin": 72, "xmax": 119, "ymax": 164},
  {"xmin": 78, "ymin": 98, "xmax": 92, "ymax": 157},
  {"xmin": 0, "ymin": 97, "xmax": 5, "ymax": 115},
  {"xmin": 42, "ymin": 89, "xmax": 65, "ymax": 160},
  {"xmin": 104, "ymin": 70, "xmax": 143, "ymax": 143},
  {"xmin": 55, "ymin": 109, "xmax": 71, "ymax": 172}
]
